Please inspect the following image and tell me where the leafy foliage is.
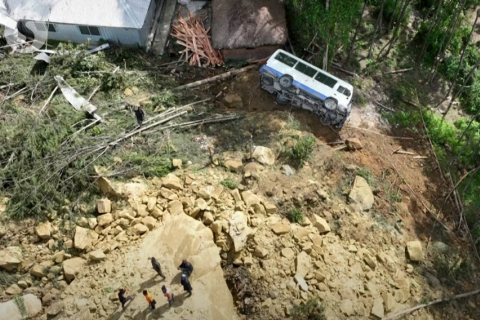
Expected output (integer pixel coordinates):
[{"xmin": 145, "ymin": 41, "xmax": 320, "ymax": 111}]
[
  {"xmin": 287, "ymin": 207, "xmax": 304, "ymax": 223},
  {"xmin": 291, "ymin": 299, "xmax": 326, "ymax": 320},
  {"xmin": 221, "ymin": 177, "xmax": 238, "ymax": 190},
  {"xmin": 283, "ymin": 135, "xmax": 317, "ymax": 167}
]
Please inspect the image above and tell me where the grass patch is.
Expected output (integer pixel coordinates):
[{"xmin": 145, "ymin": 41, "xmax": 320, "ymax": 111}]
[
  {"xmin": 283, "ymin": 135, "xmax": 316, "ymax": 168},
  {"xmin": 433, "ymin": 251, "xmax": 473, "ymax": 286},
  {"xmin": 356, "ymin": 167, "xmax": 374, "ymax": 185},
  {"xmin": 287, "ymin": 207, "xmax": 304, "ymax": 223},
  {"xmin": 13, "ymin": 296, "xmax": 28, "ymax": 318},
  {"xmin": 220, "ymin": 177, "xmax": 238, "ymax": 190},
  {"xmin": 285, "ymin": 114, "xmax": 301, "ymax": 130},
  {"xmin": 291, "ymin": 299, "xmax": 326, "ymax": 320},
  {"xmin": 0, "ymin": 271, "xmax": 17, "ymax": 288}
]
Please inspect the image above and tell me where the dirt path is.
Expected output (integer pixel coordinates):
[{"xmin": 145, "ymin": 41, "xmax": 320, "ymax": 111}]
[{"xmin": 59, "ymin": 214, "xmax": 236, "ymax": 320}]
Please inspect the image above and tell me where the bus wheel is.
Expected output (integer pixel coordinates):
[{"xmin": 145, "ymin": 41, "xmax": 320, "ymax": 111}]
[
  {"xmin": 277, "ymin": 93, "xmax": 288, "ymax": 105},
  {"xmin": 279, "ymin": 74, "xmax": 293, "ymax": 89}
]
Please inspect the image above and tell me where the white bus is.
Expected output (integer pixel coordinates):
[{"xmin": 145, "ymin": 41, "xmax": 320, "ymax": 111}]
[{"xmin": 260, "ymin": 49, "xmax": 354, "ymax": 128}]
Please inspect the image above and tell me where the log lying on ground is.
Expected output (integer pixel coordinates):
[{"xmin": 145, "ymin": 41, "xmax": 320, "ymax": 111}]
[{"xmin": 174, "ymin": 65, "xmax": 257, "ymax": 91}]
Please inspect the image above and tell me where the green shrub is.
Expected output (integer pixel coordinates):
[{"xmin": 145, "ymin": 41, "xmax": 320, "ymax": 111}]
[
  {"xmin": 287, "ymin": 207, "xmax": 304, "ymax": 223},
  {"xmin": 291, "ymin": 299, "xmax": 326, "ymax": 320},
  {"xmin": 284, "ymin": 135, "xmax": 316, "ymax": 167},
  {"xmin": 356, "ymin": 168, "xmax": 374, "ymax": 185},
  {"xmin": 221, "ymin": 178, "xmax": 238, "ymax": 190}
]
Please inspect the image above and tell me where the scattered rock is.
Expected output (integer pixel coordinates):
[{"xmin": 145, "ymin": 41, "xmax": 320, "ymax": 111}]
[
  {"xmin": 294, "ymin": 274, "xmax": 309, "ymax": 291},
  {"xmin": 382, "ymin": 291, "xmax": 396, "ymax": 312},
  {"xmin": 349, "ymin": 176, "xmax": 374, "ymax": 211},
  {"xmin": 371, "ymin": 297, "xmax": 385, "ymax": 318},
  {"xmin": 431, "ymin": 241, "xmax": 449, "ymax": 254},
  {"xmin": 0, "ymin": 247, "xmax": 23, "ymax": 271},
  {"xmin": 224, "ymin": 93, "xmax": 243, "ymax": 108},
  {"xmin": 340, "ymin": 299, "xmax": 355, "ymax": 316},
  {"xmin": 229, "ymin": 211, "xmax": 253, "ymax": 252},
  {"xmin": 203, "ymin": 212, "xmax": 214, "ymax": 225},
  {"xmin": 97, "ymin": 213, "xmax": 113, "ymax": 227},
  {"xmin": 17, "ymin": 281, "xmax": 28, "ymax": 289},
  {"xmin": 124, "ymin": 88, "xmax": 133, "ymax": 96},
  {"xmin": 29, "ymin": 264, "xmax": 45, "ymax": 278},
  {"xmin": 147, "ymin": 197, "xmax": 157, "ymax": 211},
  {"xmin": 0, "ymin": 294, "xmax": 42, "ymax": 320},
  {"xmin": 96, "ymin": 199, "xmax": 111, "ymax": 214},
  {"xmin": 296, "ymin": 251, "xmax": 311, "ymax": 277},
  {"xmin": 6, "ymin": 284, "xmax": 22, "ymax": 295},
  {"xmin": 168, "ymin": 200, "xmax": 184, "ymax": 215},
  {"xmin": 282, "ymin": 164, "xmax": 295, "ymax": 176},
  {"xmin": 263, "ymin": 202, "xmax": 276, "ymax": 214},
  {"xmin": 47, "ymin": 301, "xmax": 64, "ymax": 316},
  {"xmin": 133, "ymin": 224, "xmax": 149, "ymax": 235},
  {"xmin": 160, "ymin": 187, "xmax": 178, "ymax": 201},
  {"xmin": 62, "ymin": 257, "xmax": 86, "ymax": 282},
  {"xmin": 312, "ymin": 215, "xmax": 330, "ymax": 234},
  {"xmin": 406, "ymin": 241, "xmax": 424, "ymax": 262},
  {"xmin": 271, "ymin": 222, "xmax": 291, "ymax": 235},
  {"xmin": 74, "ymin": 226, "xmax": 99, "ymax": 250},
  {"xmin": 346, "ymin": 138, "xmax": 363, "ymax": 150},
  {"xmin": 282, "ymin": 248, "xmax": 295, "ymax": 260},
  {"xmin": 88, "ymin": 250, "xmax": 106, "ymax": 262},
  {"xmin": 142, "ymin": 216, "xmax": 156, "ymax": 230},
  {"xmin": 195, "ymin": 198, "xmax": 208, "ymax": 211},
  {"xmin": 88, "ymin": 218, "xmax": 97, "ymax": 229},
  {"xmin": 223, "ymin": 160, "xmax": 244, "ymax": 173},
  {"xmin": 35, "ymin": 221, "xmax": 52, "ymax": 240},
  {"xmin": 252, "ymin": 146, "xmax": 275, "ymax": 165},
  {"xmin": 243, "ymin": 256, "xmax": 253, "ymax": 266},
  {"xmin": 162, "ymin": 173, "xmax": 183, "ymax": 190},
  {"xmin": 254, "ymin": 246, "xmax": 269, "ymax": 259},
  {"xmin": 241, "ymin": 191, "xmax": 262, "ymax": 208},
  {"xmin": 364, "ymin": 254, "xmax": 377, "ymax": 269},
  {"xmin": 172, "ymin": 159, "xmax": 182, "ymax": 169}
]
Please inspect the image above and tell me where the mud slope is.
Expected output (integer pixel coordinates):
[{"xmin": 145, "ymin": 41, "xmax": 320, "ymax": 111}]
[{"xmin": 60, "ymin": 214, "xmax": 236, "ymax": 320}]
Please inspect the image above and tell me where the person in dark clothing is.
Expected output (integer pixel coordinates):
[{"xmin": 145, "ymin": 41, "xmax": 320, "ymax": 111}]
[
  {"xmin": 180, "ymin": 274, "xmax": 192, "ymax": 296},
  {"xmin": 135, "ymin": 106, "xmax": 145, "ymax": 126},
  {"xmin": 177, "ymin": 259, "xmax": 193, "ymax": 278},
  {"xmin": 118, "ymin": 288, "xmax": 134, "ymax": 310},
  {"xmin": 151, "ymin": 257, "xmax": 166, "ymax": 280}
]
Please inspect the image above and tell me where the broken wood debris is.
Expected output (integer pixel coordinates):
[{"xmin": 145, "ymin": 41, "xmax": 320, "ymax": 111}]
[
  {"xmin": 174, "ymin": 65, "xmax": 257, "ymax": 90},
  {"xmin": 171, "ymin": 12, "xmax": 223, "ymax": 67}
]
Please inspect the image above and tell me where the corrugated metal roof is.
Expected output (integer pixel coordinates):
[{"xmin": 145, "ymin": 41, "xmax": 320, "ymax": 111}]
[{"xmin": 5, "ymin": 0, "xmax": 153, "ymax": 29}]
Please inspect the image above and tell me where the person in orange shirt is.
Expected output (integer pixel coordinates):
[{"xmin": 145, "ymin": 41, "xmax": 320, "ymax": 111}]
[{"xmin": 143, "ymin": 290, "xmax": 156, "ymax": 310}]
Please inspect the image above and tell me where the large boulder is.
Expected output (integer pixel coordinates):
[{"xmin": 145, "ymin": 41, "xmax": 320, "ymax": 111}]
[
  {"xmin": 252, "ymin": 146, "xmax": 275, "ymax": 165},
  {"xmin": 74, "ymin": 226, "xmax": 99, "ymax": 250},
  {"xmin": 0, "ymin": 294, "xmax": 42, "ymax": 320},
  {"xmin": 348, "ymin": 176, "xmax": 374, "ymax": 211},
  {"xmin": 0, "ymin": 247, "xmax": 23, "ymax": 271},
  {"xmin": 35, "ymin": 221, "xmax": 52, "ymax": 240},
  {"xmin": 229, "ymin": 211, "xmax": 253, "ymax": 252},
  {"xmin": 406, "ymin": 241, "xmax": 424, "ymax": 262},
  {"xmin": 162, "ymin": 173, "xmax": 183, "ymax": 190},
  {"xmin": 62, "ymin": 257, "xmax": 86, "ymax": 282}
]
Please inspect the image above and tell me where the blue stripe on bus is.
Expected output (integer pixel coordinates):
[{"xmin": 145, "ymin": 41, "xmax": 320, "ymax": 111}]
[{"xmin": 261, "ymin": 65, "xmax": 328, "ymax": 101}]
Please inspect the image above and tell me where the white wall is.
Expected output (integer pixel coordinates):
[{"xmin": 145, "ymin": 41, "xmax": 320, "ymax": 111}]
[
  {"xmin": 139, "ymin": 0, "xmax": 158, "ymax": 46},
  {"xmin": 45, "ymin": 23, "xmax": 143, "ymax": 46}
]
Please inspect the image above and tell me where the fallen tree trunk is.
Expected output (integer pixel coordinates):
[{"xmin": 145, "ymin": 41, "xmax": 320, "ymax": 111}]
[
  {"xmin": 174, "ymin": 65, "xmax": 257, "ymax": 91},
  {"xmin": 383, "ymin": 288, "xmax": 480, "ymax": 320}
]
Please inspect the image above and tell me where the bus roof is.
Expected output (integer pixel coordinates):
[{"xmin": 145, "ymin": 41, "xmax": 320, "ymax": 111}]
[{"xmin": 271, "ymin": 49, "xmax": 353, "ymax": 90}]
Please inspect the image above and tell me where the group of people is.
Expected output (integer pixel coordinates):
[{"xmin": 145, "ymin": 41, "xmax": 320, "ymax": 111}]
[{"xmin": 117, "ymin": 258, "xmax": 194, "ymax": 311}]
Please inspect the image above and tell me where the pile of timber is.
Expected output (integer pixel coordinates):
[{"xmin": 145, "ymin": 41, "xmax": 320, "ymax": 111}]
[{"xmin": 171, "ymin": 13, "xmax": 224, "ymax": 67}]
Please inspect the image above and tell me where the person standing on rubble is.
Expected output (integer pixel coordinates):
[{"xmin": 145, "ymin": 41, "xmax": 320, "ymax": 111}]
[{"xmin": 178, "ymin": 259, "xmax": 193, "ymax": 278}]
